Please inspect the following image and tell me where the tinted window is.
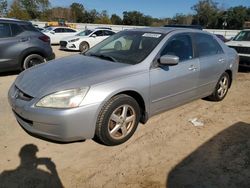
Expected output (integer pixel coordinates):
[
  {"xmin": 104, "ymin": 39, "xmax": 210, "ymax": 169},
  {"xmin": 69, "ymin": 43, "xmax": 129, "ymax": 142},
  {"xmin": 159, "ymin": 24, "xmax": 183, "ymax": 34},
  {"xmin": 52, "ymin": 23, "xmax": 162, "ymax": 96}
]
[
  {"xmin": 20, "ymin": 24, "xmax": 38, "ymax": 32},
  {"xmin": 10, "ymin": 24, "xmax": 23, "ymax": 36},
  {"xmin": 103, "ymin": 30, "xmax": 115, "ymax": 36},
  {"xmin": 233, "ymin": 31, "xmax": 250, "ymax": 41},
  {"xmin": 0, "ymin": 23, "xmax": 11, "ymax": 38},
  {"xmin": 161, "ymin": 34, "xmax": 193, "ymax": 62},
  {"xmin": 195, "ymin": 33, "xmax": 223, "ymax": 57},
  {"xmin": 54, "ymin": 28, "xmax": 64, "ymax": 33},
  {"xmin": 65, "ymin": 28, "xmax": 76, "ymax": 33},
  {"xmin": 93, "ymin": 30, "xmax": 103, "ymax": 36}
]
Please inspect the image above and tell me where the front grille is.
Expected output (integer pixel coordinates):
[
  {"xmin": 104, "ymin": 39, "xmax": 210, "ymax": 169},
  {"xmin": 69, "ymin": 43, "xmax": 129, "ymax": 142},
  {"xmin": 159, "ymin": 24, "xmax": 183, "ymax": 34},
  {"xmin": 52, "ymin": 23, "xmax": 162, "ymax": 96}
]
[
  {"xmin": 229, "ymin": 46, "xmax": 250, "ymax": 55},
  {"xmin": 15, "ymin": 86, "xmax": 33, "ymax": 101},
  {"xmin": 60, "ymin": 41, "xmax": 67, "ymax": 47}
]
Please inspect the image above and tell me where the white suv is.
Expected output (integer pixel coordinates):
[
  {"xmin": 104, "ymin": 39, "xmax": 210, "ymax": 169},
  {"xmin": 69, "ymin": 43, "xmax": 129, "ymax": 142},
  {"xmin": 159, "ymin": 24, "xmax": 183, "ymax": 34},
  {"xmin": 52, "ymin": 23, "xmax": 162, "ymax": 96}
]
[{"xmin": 226, "ymin": 29, "xmax": 250, "ymax": 67}]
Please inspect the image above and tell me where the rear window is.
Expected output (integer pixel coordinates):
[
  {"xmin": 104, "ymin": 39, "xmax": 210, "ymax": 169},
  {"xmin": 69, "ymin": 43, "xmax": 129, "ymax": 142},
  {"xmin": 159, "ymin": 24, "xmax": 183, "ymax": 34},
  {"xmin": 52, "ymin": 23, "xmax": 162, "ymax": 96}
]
[
  {"xmin": 0, "ymin": 23, "xmax": 11, "ymax": 38},
  {"xmin": 20, "ymin": 24, "xmax": 39, "ymax": 32}
]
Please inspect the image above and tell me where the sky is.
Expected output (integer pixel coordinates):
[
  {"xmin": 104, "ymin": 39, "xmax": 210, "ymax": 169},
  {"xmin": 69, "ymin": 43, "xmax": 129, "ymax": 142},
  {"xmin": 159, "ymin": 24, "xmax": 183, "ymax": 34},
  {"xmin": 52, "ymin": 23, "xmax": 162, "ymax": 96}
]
[
  {"xmin": 50, "ymin": 0, "xmax": 250, "ymax": 18},
  {"xmin": 6, "ymin": 0, "xmax": 250, "ymax": 18}
]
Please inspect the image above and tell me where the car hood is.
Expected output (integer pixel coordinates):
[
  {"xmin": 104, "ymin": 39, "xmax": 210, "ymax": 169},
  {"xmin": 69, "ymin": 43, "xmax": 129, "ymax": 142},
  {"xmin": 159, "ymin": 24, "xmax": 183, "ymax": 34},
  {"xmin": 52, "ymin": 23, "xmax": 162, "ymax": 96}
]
[
  {"xmin": 62, "ymin": 35, "xmax": 88, "ymax": 42},
  {"xmin": 226, "ymin": 40, "xmax": 250, "ymax": 47},
  {"xmin": 15, "ymin": 55, "xmax": 139, "ymax": 98}
]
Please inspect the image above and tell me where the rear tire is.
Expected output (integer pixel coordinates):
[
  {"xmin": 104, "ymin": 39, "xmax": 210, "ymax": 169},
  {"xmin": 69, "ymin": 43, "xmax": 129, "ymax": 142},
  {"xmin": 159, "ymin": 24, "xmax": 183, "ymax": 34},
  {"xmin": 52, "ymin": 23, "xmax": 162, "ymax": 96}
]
[
  {"xmin": 79, "ymin": 42, "xmax": 89, "ymax": 53},
  {"xmin": 95, "ymin": 94, "xmax": 140, "ymax": 146},
  {"xmin": 208, "ymin": 72, "xmax": 230, "ymax": 101},
  {"xmin": 23, "ymin": 54, "xmax": 45, "ymax": 70}
]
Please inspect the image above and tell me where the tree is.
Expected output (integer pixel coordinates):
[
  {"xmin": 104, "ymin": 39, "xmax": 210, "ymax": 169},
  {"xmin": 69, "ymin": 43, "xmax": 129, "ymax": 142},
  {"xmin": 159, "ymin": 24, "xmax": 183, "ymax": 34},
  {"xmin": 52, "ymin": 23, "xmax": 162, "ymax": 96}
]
[
  {"xmin": 8, "ymin": 0, "xmax": 30, "ymax": 20},
  {"xmin": 110, "ymin": 14, "xmax": 122, "ymax": 25},
  {"xmin": 70, "ymin": 3, "xmax": 85, "ymax": 23},
  {"xmin": 0, "ymin": 0, "xmax": 7, "ymax": 17},
  {"xmin": 170, "ymin": 13, "xmax": 193, "ymax": 25},
  {"xmin": 83, "ymin": 9, "xmax": 99, "ymax": 23},
  {"xmin": 192, "ymin": 0, "xmax": 219, "ymax": 28},
  {"xmin": 122, "ymin": 11, "xmax": 153, "ymax": 26},
  {"xmin": 94, "ymin": 10, "xmax": 111, "ymax": 24},
  {"xmin": 226, "ymin": 6, "xmax": 249, "ymax": 29}
]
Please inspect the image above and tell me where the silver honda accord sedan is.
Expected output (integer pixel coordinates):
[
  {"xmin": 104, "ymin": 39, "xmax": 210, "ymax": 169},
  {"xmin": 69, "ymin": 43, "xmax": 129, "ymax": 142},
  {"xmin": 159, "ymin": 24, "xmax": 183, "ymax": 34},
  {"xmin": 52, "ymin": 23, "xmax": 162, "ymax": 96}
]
[{"xmin": 8, "ymin": 27, "xmax": 238, "ymax": 146}]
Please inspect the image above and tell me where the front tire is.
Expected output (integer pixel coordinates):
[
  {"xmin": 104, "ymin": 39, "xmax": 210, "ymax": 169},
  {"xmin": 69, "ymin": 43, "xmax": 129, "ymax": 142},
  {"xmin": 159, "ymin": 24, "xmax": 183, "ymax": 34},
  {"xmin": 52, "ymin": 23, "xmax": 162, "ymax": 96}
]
[
  {"xmin": 23, "ymin": 54, "xmax": 45, "ymax": 70},
  {"xmin": 95, "ymin": 94, "xmax": 140, "ymax": 146},
  {"xmin": 79, "ymin": 42, "xmax": 89, "ymax": 53},
  {"xmin": 208, "ymin": 72, "xmax": 230, "ymax": 101}
]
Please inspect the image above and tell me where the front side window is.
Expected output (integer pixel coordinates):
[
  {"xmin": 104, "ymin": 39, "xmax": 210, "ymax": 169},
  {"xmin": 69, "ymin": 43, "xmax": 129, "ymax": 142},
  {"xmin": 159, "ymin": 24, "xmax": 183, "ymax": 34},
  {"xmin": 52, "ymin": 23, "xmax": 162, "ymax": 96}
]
[
  {"xmin": 93, "ymin": 30, "xmax": 103, "ymax": 36},
  {"xmin": 103, "ymin": 30, "xmax": 115, "ymax": 36},
  {"xmin": 54, "ymin": 28, "xmax": 63, "ymax": 33},
  {"xmin": 0, "ymin": 23, "xmax": 11, "ymax": 38},
  {"xmin": 194, "ymin": 33, "xmax": 223, "ymax": 57},
  {"xmin": 77, "ymin": 29, "xmax": 93, "ymax": 36},
  {"xmin": 161, "ymin": 34, "xmax": 193, "ymax": 62}
]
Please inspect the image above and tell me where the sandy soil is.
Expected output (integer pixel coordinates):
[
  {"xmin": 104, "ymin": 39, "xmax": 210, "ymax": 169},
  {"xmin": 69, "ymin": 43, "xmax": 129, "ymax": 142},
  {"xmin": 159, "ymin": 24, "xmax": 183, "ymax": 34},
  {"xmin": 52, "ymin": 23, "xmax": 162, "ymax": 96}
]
[{"xmin": 0, "ymin": 46, "xmax": 250, "ymax": 188}]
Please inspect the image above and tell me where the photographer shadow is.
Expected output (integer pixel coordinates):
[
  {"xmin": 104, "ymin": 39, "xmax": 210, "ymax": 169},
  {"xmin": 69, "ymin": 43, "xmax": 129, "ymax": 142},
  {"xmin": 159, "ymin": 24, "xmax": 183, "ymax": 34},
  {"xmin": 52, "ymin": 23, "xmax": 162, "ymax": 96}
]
[{"xmin": 0, "ymin": 144, "xmax": 63, "ymax": 188}]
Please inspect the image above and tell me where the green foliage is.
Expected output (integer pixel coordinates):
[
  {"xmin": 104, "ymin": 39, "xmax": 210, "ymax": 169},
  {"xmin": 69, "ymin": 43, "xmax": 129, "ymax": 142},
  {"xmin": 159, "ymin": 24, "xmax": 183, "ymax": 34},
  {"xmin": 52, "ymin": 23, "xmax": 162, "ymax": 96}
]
[
  {"xmin": 111, "ymin": 14, "xmax": 123, "ymax": 25},
  {"xmin": 226, "ymin": 6, "xmax": 249, "ymax": 29},
  {"xmin": 123, "ymin": 11, "xmax": 153, "ymax": 26},
  {"xmin": 0, "ymin": 0, "xmax": 7, "ymax": 17},
  {"xmin": 7, "ymin": 0, "xmax": 30, "ymax": 20},
  {"xmin": 191, "ymin": 0, "xmax": 219, "ymax": 28},
  {"xmin": 70, "ymin": 3, "xmax": 85, "ymax": 23}
]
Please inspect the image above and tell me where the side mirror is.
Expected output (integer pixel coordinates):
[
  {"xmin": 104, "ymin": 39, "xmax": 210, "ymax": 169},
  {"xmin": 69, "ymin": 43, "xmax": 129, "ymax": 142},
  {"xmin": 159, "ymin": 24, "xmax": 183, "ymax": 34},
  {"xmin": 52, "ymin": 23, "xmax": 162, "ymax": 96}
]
[
  {"xmin": 50, "ymin": 31, "xmax": 55, "ymax": 34},
  {"xmin": 159, "ymin": 55, "xmax": 179, "ymax": 66},
  {"xmin": 91, "ymin": 34, "xmax": 97, "ymax": 37}
]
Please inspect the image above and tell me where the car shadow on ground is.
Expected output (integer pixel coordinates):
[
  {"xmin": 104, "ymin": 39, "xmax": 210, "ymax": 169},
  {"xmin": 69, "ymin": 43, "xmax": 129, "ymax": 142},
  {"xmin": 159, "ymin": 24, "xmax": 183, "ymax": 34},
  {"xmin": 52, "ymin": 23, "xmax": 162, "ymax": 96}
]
[
  {"xmin": 166, "ymin": 122, "xmax": 250, "ymax": 188},
  {"xmin": 238, "ymin": 66, "xmax": 250, "ymax": 73},
  {"xmin": 0, "ymin": 144, "xmax": 64, "ymax": 187}
]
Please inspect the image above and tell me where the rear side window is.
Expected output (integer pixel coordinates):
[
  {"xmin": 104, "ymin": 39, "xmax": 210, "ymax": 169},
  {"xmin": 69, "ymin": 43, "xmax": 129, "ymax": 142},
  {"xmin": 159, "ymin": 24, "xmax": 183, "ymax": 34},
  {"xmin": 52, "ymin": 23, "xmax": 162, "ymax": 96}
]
[
  {"xmin": 161, "ymin": 34, "xmax": 193, "ymax": 62},
  {"xmin": 65, "ymin": 28, "xmax": 76, "ymax": 32},
  {"xmin": 10, "ymin": 24, "xmax": 23, "ymax": 36},
  {"xmin": 195, "ymin": 33, "xmax": 223, "ymax": 57},
  {"xmin": 20, "ymin": 24, "xmax": 38, "ymax": 32},
  {"xmin": 0, "ymin": 23, "xmax": 11, "ymax": 38}
]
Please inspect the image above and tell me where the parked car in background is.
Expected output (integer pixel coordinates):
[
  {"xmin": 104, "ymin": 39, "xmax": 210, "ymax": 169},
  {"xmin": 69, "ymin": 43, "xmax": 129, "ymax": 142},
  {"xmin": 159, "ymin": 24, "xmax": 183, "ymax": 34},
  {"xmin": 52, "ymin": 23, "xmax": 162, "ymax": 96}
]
[
  {"xmin": 0, "ymin": 18, "xmax": 54, "ymax": 72},
  {"xmin": 215, "ymin": 34, "xmax": 229, "ymax": 43},
  {"xmin": 60, "ymin": 28, "xmax": 116, "ymax": 52},
  {"xmin": 226, "ymin": 29, "xmax": 250, "ymax": 67},
  {"xmin": 43, "ymin": 27, "xmax": 78, "ymax": 44},
  {"xmin": 9, "ymin": 27, "xmax": 238, "ymax": 146},
  {"xmin": 164, "ymin": 24, "xmax": 203, "ymax": 30}
]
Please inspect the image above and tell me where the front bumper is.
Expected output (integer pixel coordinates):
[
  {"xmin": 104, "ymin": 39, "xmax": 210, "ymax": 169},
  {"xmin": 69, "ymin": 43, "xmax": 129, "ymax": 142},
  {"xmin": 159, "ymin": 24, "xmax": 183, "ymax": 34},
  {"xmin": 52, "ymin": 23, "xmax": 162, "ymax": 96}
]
[
  {"xmin": 59, "ymin": 41, "xmax": 79, "ymax": 51},
  {"xmin": 8, "ymin": 85, "xmax": 100, "ymax": 142}
]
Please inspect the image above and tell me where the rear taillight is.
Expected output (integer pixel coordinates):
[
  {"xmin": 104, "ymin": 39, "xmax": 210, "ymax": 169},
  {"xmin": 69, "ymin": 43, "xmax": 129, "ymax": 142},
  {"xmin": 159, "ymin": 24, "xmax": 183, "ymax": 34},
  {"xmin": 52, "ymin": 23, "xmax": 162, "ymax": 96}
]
[{"xmin": 39, "ymin": 35, "xmax": 50, "ymax": 43}]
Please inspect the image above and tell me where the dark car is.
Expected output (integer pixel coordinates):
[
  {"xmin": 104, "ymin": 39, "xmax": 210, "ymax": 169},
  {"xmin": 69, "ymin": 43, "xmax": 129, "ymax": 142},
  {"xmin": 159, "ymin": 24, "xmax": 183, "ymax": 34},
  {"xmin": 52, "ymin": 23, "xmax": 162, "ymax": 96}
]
[
  {"xmin": 215, "ymin": 34, "xmax": 229, "ymax": 43},
  {"xmin": 0, "ymin": 18, "xmax": 55, "ymax": 72}
]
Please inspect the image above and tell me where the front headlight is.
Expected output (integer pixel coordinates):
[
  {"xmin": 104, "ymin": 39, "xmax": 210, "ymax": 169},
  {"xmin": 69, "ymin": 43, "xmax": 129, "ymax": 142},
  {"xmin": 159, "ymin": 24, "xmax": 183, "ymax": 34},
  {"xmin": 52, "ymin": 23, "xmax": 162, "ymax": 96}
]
[
  {"xmin": 36, "ymin": 88, "xmax": 89, "ymax": 108},
  {"xmin": 68, "ymin": 38, "xmax": 80, "ymax": 43}
]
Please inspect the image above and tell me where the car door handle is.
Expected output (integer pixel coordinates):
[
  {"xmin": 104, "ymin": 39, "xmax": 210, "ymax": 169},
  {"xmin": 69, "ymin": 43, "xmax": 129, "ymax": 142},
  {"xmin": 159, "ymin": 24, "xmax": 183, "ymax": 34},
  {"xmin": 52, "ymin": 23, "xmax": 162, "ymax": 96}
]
[
  {"xmin": 218, "ymin": 58, "xmax": 225, "ymax": 63},
  {"xmin": 188, "ymin": 65, "xmax": 197, "ymax": 71},
  {"xmin": 19, "ymin": 38, "xmax": 29, "ymax": 42}
]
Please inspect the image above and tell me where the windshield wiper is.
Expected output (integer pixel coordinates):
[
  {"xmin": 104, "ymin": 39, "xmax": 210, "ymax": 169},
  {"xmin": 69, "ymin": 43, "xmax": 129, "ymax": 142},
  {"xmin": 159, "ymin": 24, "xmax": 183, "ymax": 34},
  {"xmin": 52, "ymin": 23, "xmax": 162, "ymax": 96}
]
[{"xmin": 88, "ymin": 53, "xmax": 117, "ymax": 62}]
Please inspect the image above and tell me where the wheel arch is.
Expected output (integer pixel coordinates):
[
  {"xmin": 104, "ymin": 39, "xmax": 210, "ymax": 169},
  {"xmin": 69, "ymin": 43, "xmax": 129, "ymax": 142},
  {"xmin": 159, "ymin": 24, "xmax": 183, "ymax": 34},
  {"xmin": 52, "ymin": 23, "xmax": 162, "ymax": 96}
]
[
  {"xmin": 225, "ymin": 69, "xmax": 232, "ymax": 88},
  {"xmin": 113, "ymin": 90, "xmax": 148, "ymax": 124},
  {"xmin": 19, "ymin": 47, "xmax": 46, "ymax": 69}
]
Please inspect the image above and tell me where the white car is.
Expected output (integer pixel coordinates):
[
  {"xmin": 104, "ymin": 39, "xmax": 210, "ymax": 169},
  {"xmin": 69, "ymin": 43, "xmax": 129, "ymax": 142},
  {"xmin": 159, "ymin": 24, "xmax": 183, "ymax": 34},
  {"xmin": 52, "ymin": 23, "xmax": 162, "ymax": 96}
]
[
  {"xmin": 226, "ymin": 29, "xmax": 250, "ymax": 68},
  {"xmin": 59, "ymin": 29, "xmax": 116, "ymax": 52},
  {"xmin": 43, "ymin": 27, "xmax": 78, "ymax": 44}
]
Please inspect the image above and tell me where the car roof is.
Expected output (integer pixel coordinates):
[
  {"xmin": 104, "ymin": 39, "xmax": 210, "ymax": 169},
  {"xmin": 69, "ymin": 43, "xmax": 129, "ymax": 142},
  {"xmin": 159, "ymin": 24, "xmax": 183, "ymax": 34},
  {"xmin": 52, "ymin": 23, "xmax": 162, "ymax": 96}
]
[
  {"xmin": 0, "ymin": 18, "xmax": 31, "ymax": 25},
  {"xmin": 47, "ymin": 26, "xmax": 76, "ymax": 29},
  {"xmin": 128, "ymin": 27, "xmax": 203, "ymax": 34}
]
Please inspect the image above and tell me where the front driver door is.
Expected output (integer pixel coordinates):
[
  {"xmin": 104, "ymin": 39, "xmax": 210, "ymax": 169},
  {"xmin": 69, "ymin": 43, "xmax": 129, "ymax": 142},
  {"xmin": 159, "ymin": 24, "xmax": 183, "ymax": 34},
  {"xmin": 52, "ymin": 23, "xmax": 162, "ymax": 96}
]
[{"xmin": 150, "ymin": 33, "xmax": 200, "ymax": 115}]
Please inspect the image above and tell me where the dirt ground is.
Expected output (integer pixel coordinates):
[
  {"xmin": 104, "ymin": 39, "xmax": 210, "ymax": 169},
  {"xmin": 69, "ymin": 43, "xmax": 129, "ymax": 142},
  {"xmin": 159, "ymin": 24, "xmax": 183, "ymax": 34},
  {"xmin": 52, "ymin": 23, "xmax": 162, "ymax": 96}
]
[{"xmin": 0, "ymin": 46, "xmax": 250, "ymax": 188}]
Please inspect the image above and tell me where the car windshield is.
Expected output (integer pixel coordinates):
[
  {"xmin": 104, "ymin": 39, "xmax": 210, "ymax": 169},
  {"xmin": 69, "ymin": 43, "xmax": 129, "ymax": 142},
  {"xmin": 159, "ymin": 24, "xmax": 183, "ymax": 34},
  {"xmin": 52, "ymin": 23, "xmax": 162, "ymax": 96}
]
[
  {"xmin": 77, "ymin": 29, "xmax": 93, "ymax": 36},
  {"xmin": 85, "ymin": 30, "xmax": 165, "ymax": 65},
  {"xmin": 233, "ymin": 31, "xmax": 250, "ymax": 41},
  {"xmin": 43, "ymin": 27, "xmax": 53, "ymax": 32}
]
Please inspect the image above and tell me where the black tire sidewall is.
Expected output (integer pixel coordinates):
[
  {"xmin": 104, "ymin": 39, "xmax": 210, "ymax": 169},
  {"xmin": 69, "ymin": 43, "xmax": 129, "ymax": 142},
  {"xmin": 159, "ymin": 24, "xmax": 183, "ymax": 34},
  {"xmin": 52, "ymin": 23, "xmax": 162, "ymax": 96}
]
[
  {"xmin": 23, "ymin": 54, "xmax": 44, "ymax": 70},
  {"xmin": 79, "ymin": 42, "xmax": 89, "ymax": 52},
  {"xmin": 96, "ymin": 95, "xmax": 140, "ymax": 146}
]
